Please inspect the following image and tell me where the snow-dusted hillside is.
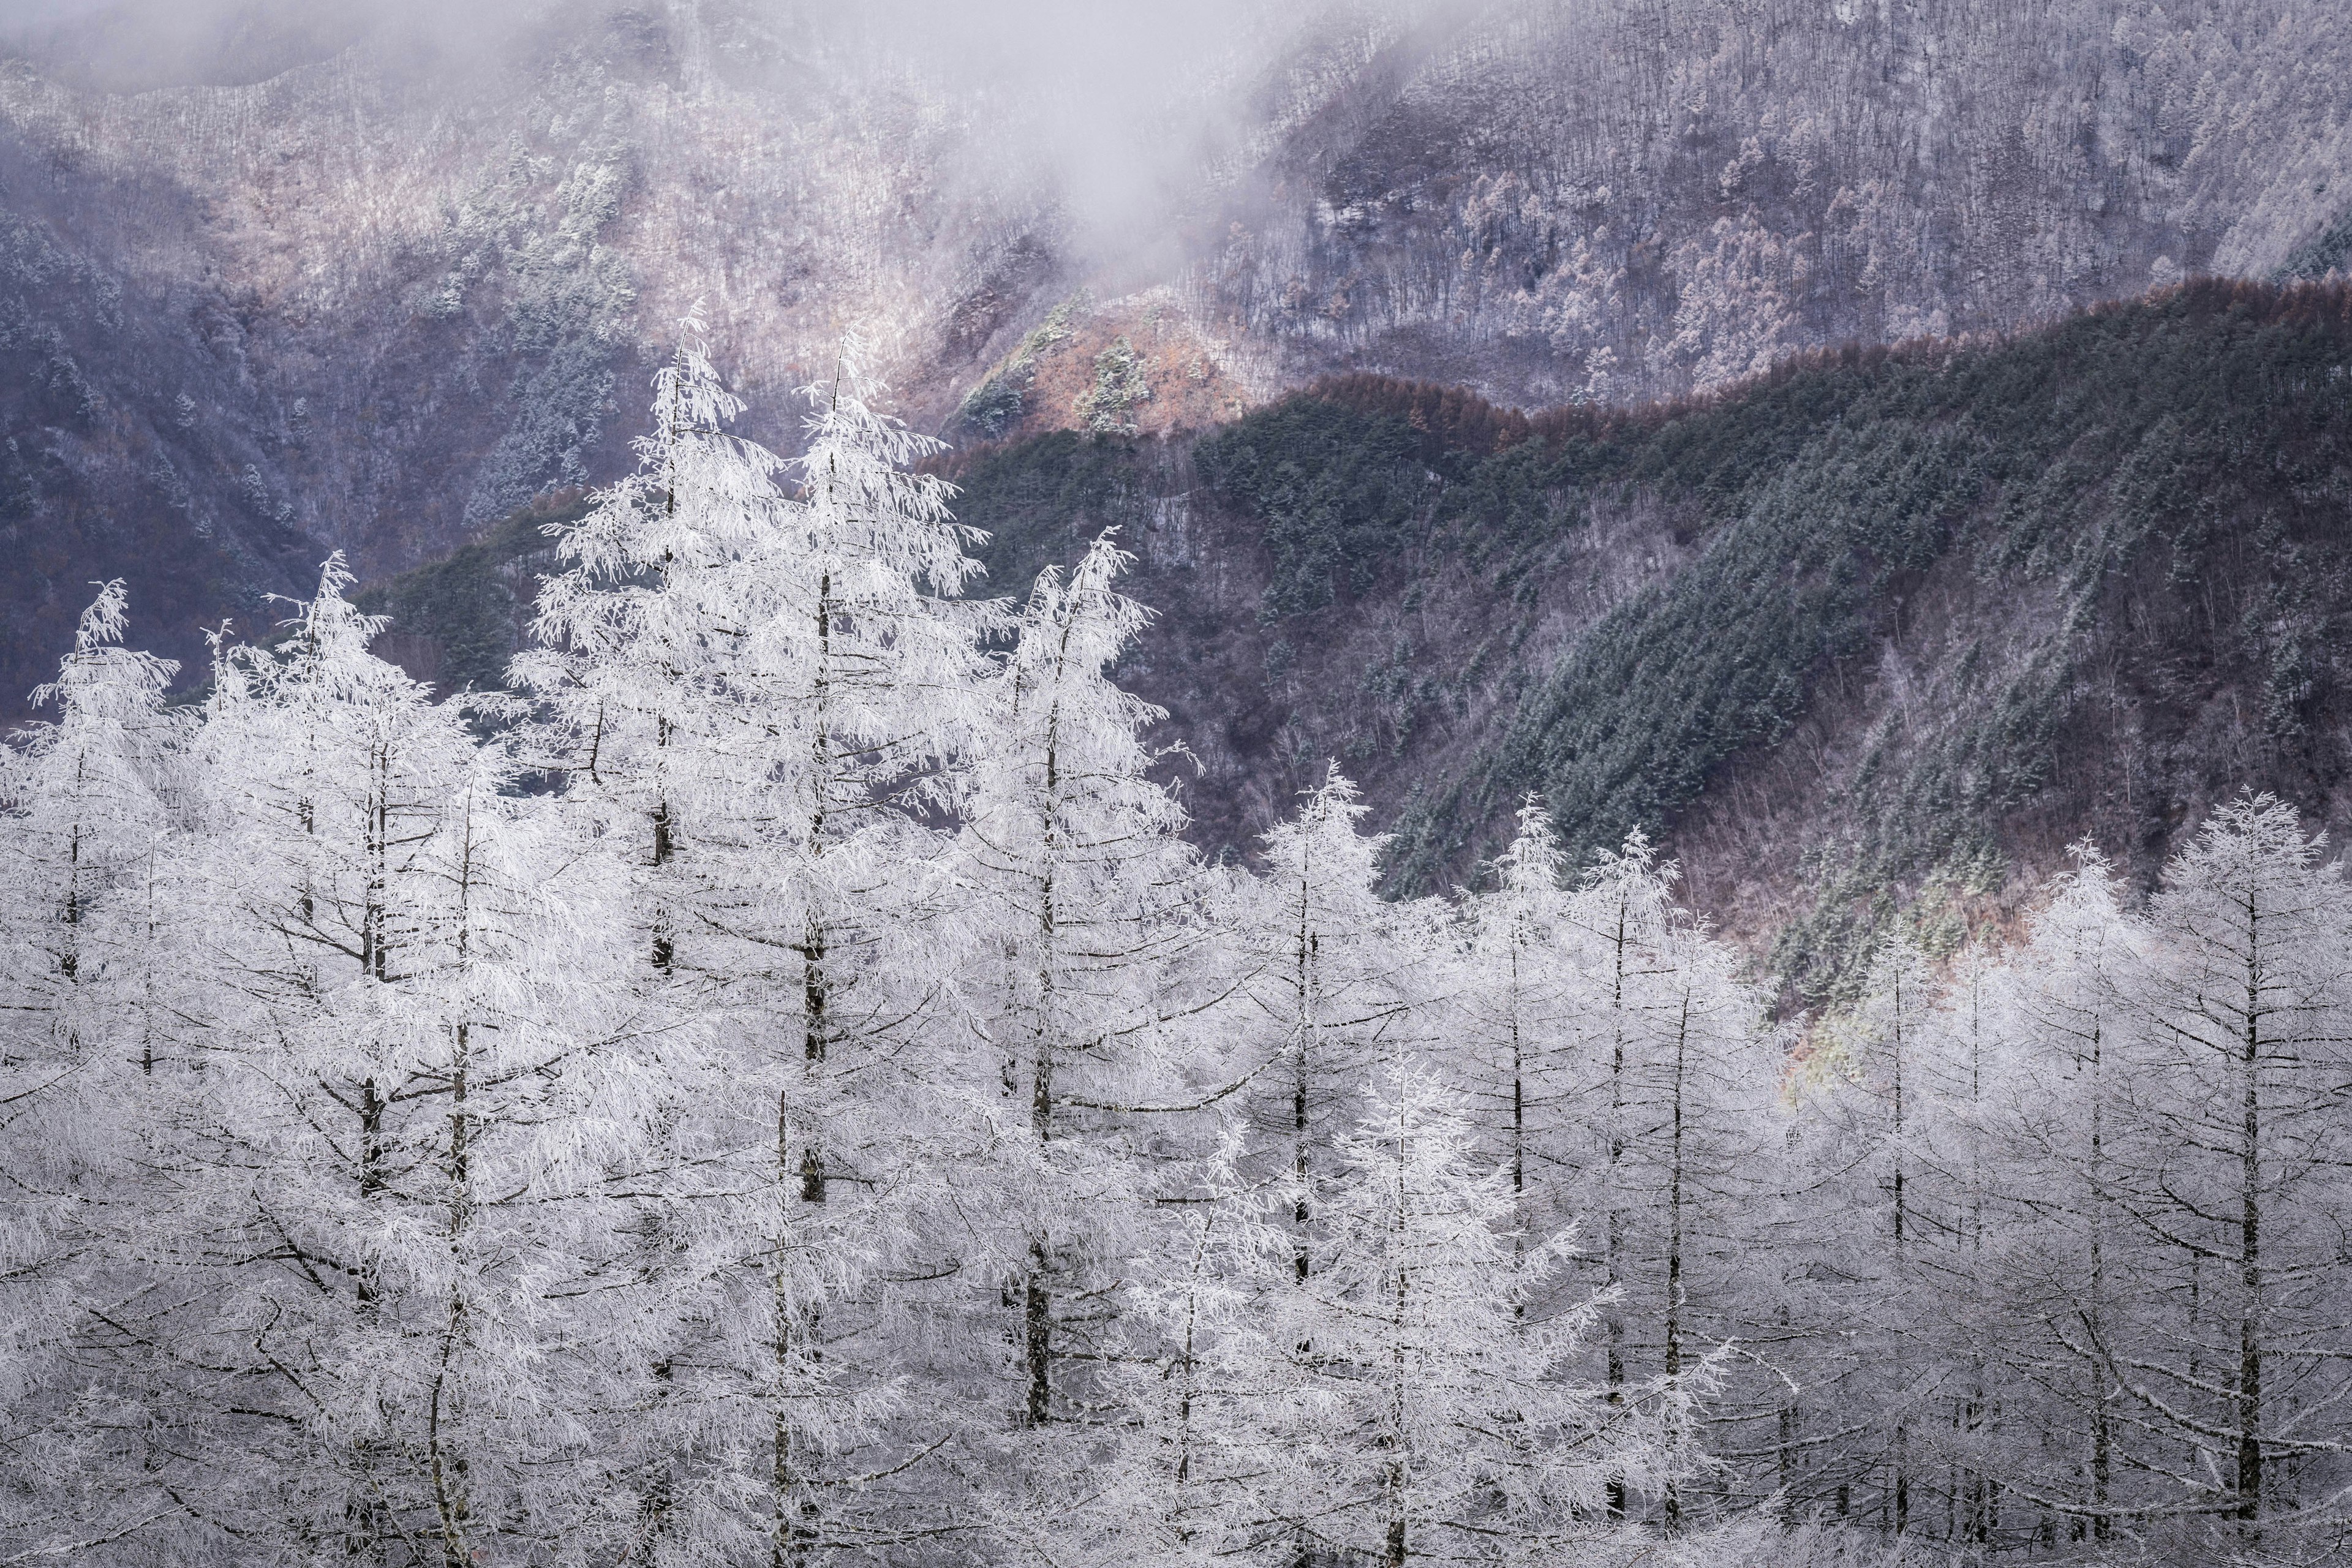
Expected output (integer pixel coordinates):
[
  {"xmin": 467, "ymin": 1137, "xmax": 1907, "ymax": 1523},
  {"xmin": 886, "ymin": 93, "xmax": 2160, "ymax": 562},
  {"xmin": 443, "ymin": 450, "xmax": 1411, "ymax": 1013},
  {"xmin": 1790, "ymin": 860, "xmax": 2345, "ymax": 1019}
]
[
  {"xmin": 4, "ymin": 0, "xmax": 2352, "ymax": 704},
  {"xmin": 14, "ymin": 293, "xmax": 2352, "ymax": 1568}
]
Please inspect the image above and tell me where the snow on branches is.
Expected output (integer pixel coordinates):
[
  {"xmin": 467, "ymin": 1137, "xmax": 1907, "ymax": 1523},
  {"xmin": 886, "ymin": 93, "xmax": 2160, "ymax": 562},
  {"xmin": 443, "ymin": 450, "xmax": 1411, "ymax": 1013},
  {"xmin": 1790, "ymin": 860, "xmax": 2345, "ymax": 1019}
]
[{"xmin": 11, "ymin": 337, "xmax": 2352, "ymax": 1568}]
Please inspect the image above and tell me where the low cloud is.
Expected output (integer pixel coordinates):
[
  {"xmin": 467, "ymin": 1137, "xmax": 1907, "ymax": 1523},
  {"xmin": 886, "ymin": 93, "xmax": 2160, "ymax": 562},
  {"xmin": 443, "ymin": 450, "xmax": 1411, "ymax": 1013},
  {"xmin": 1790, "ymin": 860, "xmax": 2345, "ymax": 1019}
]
[{"xmin": 2, "ymin": 0, "xmax": 1439, "ymax": 263}]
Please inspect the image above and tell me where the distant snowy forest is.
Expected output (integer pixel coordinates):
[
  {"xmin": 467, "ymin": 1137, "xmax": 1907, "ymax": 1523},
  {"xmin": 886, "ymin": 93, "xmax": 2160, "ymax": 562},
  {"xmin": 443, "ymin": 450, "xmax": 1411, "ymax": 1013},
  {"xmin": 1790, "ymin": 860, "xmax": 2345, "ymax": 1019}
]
[{"xmin": 7, "ymin": 334, "xmax": 2352, "ymax": 1568}]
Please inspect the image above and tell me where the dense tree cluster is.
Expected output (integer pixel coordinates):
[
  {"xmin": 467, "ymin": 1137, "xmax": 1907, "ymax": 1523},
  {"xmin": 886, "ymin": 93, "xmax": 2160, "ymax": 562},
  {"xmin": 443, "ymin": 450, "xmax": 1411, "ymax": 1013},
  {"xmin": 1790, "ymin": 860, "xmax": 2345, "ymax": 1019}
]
[{"xmin": 7, "ymin": 337, "xmax": 2352, "ymax": 1567}]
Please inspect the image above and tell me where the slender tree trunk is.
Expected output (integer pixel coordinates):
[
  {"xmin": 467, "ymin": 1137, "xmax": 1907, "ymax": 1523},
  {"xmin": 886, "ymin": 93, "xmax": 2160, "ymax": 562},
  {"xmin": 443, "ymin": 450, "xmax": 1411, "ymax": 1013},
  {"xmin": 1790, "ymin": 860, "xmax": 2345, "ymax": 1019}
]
[
  {"xmin": 650, "ymin": 799, "xmax": 674, "ymax": 971},
  {"xmin": 771, "ymin": 1413, "xmax": 797, "ymax": 1568},
  {"xmin": 358, "ymin": 751, "xmax": 393, "ymax": 1301},
  {"xmin": 2237, "ymin": 899, "xmax": 2263, "ymax": 1532},
  {"xmin": 429, "ymin": 1021, "xmax": 472, "ymax": 1568},
  {"xmin": 802, "ymin": 917, "xmax": 829, "ymax": 1082},
  {"xmin": 1385, "ymin": 1116, "xmax": 1409, "ymax": 1568},
  {"xmin": 429, "ymin": 805, "xmax": 484, "ymax": 1567},
  {"xmin": 650, "ymin": 712, "xmax": 674, "ymax": 975},
  {"xmin": 349, "ymin": 1066, "xmax": 387, "ymax": 1560},
  {"xmin": 1508, "ymin": 935, "xmax": 1526, "ymax": 1317},
  {"xmin": 1172, "ymin": 1229, "xmax": 1206, "ymax": 1547},
  {"xmin": 356, "ymin": 1075, "xmax": 386, "ymax": 1295},
  {"xmin": 1604, "ymin": 895, "xmax": 1627, "ymax": 1521},
  {"xmin": 1777, "ymin": 1316, "xmax": 1799, "ymax": 1530},
  {"xmin": 1290, "ymin": 853, "xmax": 1317, "ymax": 1568},
  {"xmin": 344, "ymin": 749, "xmax": 398, "ymax": 1564},
  {"xmin": 1022, "ymin": 1239, "xmax": 1053, "ymax": 1430},
  {"xmin": 778, "ymin": 814, "xmax": 829, "ymax": 1566},
  {"xmin": 1294, "ymin": 1039, "xmax": 1311, "ymax": 1283},
  {"xmin": 59, "ymin": 780, "xmax": 82, "ymax": 979},
  {"xmin": 1020, "ymin": 693, "xmax": 1068, "ymax": 1431},
  {"xmin": 138, "ymin": 850, "xmax": 157, "ymax": 1074},
  {"xmin": 2089, "ymin": 1019, "xmax": 2111, "ymax": 1542},
  {"xmin": 773, "ymin": 960, "xmax": 827, "ymax": 1568},
  {"xmin": 360, "ymin": 752, "xmax": 386, "ymax": 982},
  {"xmin": 1890, "ymin": 975, "xmax": 1908, "ymax": 1536},
  {"xmin": 774, "ymin": 1087, "xmax": 797, "ymax": 1568},
  {"xmin": 1294, "ymin": 869, "xmax": 1316, "ymax": 1284},
  {"xmin": 772, "ymin": 1284, "xmax": 807, "ymax": 1568},
  {"xmin": 1962, "ymin": 981, "xmax": 1989, "ymax": 1545},
  {"xmin": 298, "ymin": 793, "xmax": 315, "ymax": 929},
  {"xmin": 1662, "ymin": 990, "xmax": 1689, "ymax": 1533},
  {"xmin": 799, "ymin": 575, "xmax": 832, "ymax": 1200},
  {"xmin": 1022, "ymin": 867, "xmax": 1053, "ymax": 1429},
  {"xmin": 649, "ymin": 392, "xmax": 679, "ymax": 976}
]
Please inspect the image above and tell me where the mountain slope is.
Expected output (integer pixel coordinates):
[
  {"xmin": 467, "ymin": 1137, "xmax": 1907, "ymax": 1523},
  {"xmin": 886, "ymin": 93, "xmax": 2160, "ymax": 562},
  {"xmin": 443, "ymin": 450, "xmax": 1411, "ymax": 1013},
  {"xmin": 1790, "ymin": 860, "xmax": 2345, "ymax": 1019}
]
[
  {"xmin": 9, "ymin": 0, "xmax": 2352, "ymax": 716},
  {"xmin": 964, "ymin": 280, "xmax": 2352, "ymax": 1001},
  {"xmin": 336, "ymin": 279, "xmax": 2352, "ymax": 1000}
]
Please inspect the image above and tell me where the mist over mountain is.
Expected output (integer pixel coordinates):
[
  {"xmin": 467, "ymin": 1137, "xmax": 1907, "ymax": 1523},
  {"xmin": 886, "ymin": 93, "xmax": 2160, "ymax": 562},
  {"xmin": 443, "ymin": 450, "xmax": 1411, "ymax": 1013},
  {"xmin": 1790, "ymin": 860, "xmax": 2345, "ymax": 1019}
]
[
  {"xmin": 15, "ymin": 7, "xmax": 2352, "ymax": 1566},
  {"xmin": 5, "ymin": 0, "xmax": 2351, "ymax": 696}
]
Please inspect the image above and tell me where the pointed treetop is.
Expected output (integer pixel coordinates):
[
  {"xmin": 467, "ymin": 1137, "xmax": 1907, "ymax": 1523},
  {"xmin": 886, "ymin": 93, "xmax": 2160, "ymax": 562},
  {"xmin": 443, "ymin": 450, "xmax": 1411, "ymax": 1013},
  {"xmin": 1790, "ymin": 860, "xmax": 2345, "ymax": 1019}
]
[
  {"xmin": 1262, "ymin": 762, "xmax": 1390, "ymax": 891},
  {"xmin": 72, "ymin": 579, "xmax": 130, "ymax": 653},
  {"xmin": 1581, "ymin": 823, "xmax": 1673, "ymax": 892},
  {"xmin": 29, "ymin": 580, "xmax": 179, "ymax": 718},
  {"xmin": 1488, "ymin": 793, "xmax": 1566, "ymax": 899}
]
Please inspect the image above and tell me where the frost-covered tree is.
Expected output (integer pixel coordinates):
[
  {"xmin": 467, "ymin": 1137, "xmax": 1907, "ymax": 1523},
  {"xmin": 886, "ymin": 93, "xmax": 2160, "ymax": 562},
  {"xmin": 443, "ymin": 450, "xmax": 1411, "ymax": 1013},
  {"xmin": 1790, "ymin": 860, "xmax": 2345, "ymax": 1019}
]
[
  {"xmin": 1110, "ymin": 1132, "xmax": 1295, "ymax": 1568},
  {"xmin": 2106, "ymin": 796, "xmax": 2352, "ymax": 1537},
  {"xmin": 1, "ymin": 581, "xmax": 182, "ymax": 999},
  {"xmin": 1629, "ymin": 902, "xmax": 1773, "ymax": 1532},
  {"xmin": 1821, "ymin": 929, "xmax": 1943, "ymax": 1534},
  {"xmin": 951, "ymin": 530, "xmax": 1218, "ymax": 1507},
  {"xmin": 1240, "ymin": 1063, "xmax": 1692, "ymax": 1567},
  {"xmin": 1958, "ymin": 848, "xmax": 2144, "ymax": 1543},
  {"xmin": 518, "ymin": 327, "xmax": 1001, "ymax": 1566},
  {"xmin": 0, "ymin": 582, "xmax": 190, "ymax": 1563},
  {"xmin": 1558, "ymin": 827, "xmax": 1696, "ymax": 1517},
  {"xmin": 141, "ymin": 560, "xmax": 646, "ymax": 1562},
  {"xmin": 1454, "ymin": 797, "xmax": 1577, "ymax": 1272},
  {"xmin": 28, "ymin": 316, "xmax": 2352, "ymax": 1568},
  {"xmin": 1472, "ymin": 823, "xmax": 1776, "ymax": 1532},
  {"xmin": 1236, "ymin": 766, "xmax": 1428, "ymax": 1284}
]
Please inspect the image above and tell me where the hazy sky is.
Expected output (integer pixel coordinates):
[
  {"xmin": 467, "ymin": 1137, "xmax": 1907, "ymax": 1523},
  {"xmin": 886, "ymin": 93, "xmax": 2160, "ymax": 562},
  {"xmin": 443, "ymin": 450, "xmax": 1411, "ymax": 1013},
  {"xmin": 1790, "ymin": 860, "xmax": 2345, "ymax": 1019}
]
[
  {"xmin": 0, "ymin": 0, "xmax": 1338, "ymax": 98},
  {"xmin": 861, "ymin": 0, "xmax": 1338, "ymax": 258},
  {"xmin": 0, "ymin": 0, "xmax": 1385, "ymax": 254},
  {"xmin": 1, "ymin": 0, "xmax": 534, "ymax": 88}
]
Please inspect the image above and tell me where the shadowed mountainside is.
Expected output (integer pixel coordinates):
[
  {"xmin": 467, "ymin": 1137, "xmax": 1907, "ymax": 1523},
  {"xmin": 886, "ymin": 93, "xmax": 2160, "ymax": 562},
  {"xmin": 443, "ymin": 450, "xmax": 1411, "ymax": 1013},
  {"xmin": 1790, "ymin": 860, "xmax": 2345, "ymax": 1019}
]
[
  {"xmin": 327, "ymin": 279, "xmax": 2352, "ymax": 999},
  {"xmin": 10, "ymin": 0, "xmax": 2352, "ymax": 723}
]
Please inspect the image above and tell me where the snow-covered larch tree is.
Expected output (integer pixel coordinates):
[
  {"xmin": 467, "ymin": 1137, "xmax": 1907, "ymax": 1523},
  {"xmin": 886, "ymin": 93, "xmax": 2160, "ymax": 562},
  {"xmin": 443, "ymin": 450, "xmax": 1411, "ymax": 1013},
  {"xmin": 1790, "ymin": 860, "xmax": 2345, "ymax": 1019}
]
[
  {"xmin": 1108, "ymin": 1131, "xmax": 1296, "ymax": 1568},
  {"xmin": 0, "ymin": 581, "xmax": 183, "ymax": 1003},
  {"xmin": 0, "ymin": 582, "xmax": 191, "ymax": 1564},
  {"xmin": 1454, "ymin": 796, "xmax": 1578, "ymax": 1278},
  {"xmin": 2108, "ymin": 796, "xmax": 2352, "ymax": 1540},
  {"xmin": 1244, "ymin": 1063, "xmax": 1695, "ymax": 1567},
  {"xmin": 950, "ymin": 529, "xmax": 1227, "ymax": 1551},
  {"xmin": 517, "ymin": 324, "xmax": 999, "ymax": 1566},
  {"xmin": 1237, "ymin": 765, "xmax": 1428, "ymax": 1286},
  {"xmin": 1962, "ymin": 845, "xmax": 2144, "ymax": 1542},
  {"xmin": 1559, "ymin": 826, "xmax": 1689, "ymax": 1519},
  {"xmin": 1829, "ymin": 927, "xmax": 1942, "ymax": 1534},
  {"xmin": 153, "ymin": 560, "xmax": 644, "ymax": 1561}
]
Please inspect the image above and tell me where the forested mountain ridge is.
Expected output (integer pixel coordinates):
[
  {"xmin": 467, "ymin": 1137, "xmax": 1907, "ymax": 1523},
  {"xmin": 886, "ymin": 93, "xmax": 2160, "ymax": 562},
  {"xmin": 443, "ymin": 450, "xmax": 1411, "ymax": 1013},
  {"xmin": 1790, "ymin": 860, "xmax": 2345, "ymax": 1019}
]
[
  {"xmin": 935, "ymin": 277, "xmax": 2352, "ymax": 1003},
  {"xmin": 353, "ymin": 277, "xmax": 2352, "ymax": 1001},
  {"xmin": 15, "ymin": 312, "xmax": 2352, "ymax": 1566},
  {"xmin": 8, "ymin": 0, "xmax": 2352, "ymax": 713}
]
